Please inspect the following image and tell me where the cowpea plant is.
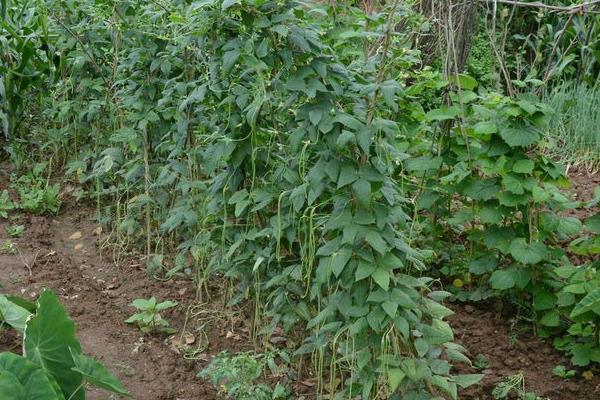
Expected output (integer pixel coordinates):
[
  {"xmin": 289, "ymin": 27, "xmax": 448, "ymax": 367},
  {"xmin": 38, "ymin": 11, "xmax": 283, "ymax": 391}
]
[
  {"xmin": 0, "ymin": 0, "xmax": 53, "ymax": 137},
  {"xmin": 417, "ymin": 79, "xmax": 600, "ymax": 368},
  {"xmin": 193, "ymin": 1, "xmax": 479, "ymax": 398},
  {"xmin": 6, "ymin": 0, "xmax": 483, "ymax": 398}
]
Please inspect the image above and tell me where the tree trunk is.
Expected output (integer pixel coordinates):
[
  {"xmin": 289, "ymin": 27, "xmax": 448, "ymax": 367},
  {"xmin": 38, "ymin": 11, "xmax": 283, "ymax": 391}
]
[{"xmin": 417, "ymin": 0, "xmax": 478, "ymax": 76}]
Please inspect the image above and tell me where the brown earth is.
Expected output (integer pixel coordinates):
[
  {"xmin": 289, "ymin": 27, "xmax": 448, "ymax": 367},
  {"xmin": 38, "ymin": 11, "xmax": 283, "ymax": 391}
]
[
  {"xmin": 0, "ymin": 200, "xmax": 253, "ymax": 399},
  {"xmin": 564, "ymin": 168, "xmax": 600, "ymax": 220},
  {"xmin": 452, "ymin": 303, "xmax": 600, "ymax": 400}
]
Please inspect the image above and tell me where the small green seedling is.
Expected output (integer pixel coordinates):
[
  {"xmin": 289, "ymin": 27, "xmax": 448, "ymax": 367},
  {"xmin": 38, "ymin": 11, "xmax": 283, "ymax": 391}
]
[
  {"xmin": 198, "ymin": 351, "xmax": 289, "ymax": 400},
  {"xmin": 474, "ymin": 353, "xmax": 491, "ymax": 370},
  {"xmin": 126, "ymin": 297, "xmax": 177, "ymax": 334},
  {"xmin": 0, "ymin": 190, "xmax": 15, "ymax": 219},
  {"xmin": 5, "ymin": 224, "xmax": 25, "ymax": 237},
  {"xmin": 0, "ymin": 240, "xmax": 17, "ymax": 255},
  {"xmin": 492, "ymin": 373, "xmax": 547, "ymax": 400},
  {"xmin": 552, "ymin": 365, "xmax": 576, "ymax": 379}
]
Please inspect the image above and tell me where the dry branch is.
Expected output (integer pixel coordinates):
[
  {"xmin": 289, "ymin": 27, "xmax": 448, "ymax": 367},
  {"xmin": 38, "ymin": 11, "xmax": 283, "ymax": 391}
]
[{"xmin": 476, "ymin": 0, "xmax": 600, "ymax": 14}]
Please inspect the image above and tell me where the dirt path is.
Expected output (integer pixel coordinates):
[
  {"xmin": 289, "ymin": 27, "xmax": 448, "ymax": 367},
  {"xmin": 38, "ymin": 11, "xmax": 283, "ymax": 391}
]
[{"xmin": 0, "ymin": 207, "xmax": 215, "ymax": 399}]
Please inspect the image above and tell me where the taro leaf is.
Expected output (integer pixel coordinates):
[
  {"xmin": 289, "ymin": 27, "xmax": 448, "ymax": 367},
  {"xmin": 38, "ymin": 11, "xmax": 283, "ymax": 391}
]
[
  {"xmin": 473, "ymin": 121, "xmax": 497, "ymax": 135},
  {"xmin": 0, "ymin": 371, "xmax": 26, "ymax": 400},
  {"xmin": 69, "ymin": 349, "xmax": 129, "ymax": 396},
  {"xmin": 451, "ymin": 74, "xmax": 478, "ymax": 90},
  {"xmin": 508, "ymin": 238, "xmax": 547, "ymax": 264},
  {"xmin": 0, "ymin": 352, "xmax": 65, "ymax": 400},
  {"xmin": 570, "ymin": 288, "xmax": 600, "ymax": 318},
  {"xmin": 6, "ymin": 296, "xmax": 36, "ymax": 313},
  {"xmin": 0, "ymin": 295, "xmax": 32, "ymax": 332},
  {"xmin": 24, "ymin": 289, "xmax": 83, "ymax": 400},
  {"xmin": 499, "ymin": 126, "xmax": 539, "ymax": 147}
]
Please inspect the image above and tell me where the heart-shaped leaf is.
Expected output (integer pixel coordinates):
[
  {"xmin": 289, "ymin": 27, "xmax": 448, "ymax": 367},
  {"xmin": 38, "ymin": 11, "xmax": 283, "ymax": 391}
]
[{"xmin": 24, "ymin": 289, "xmax": 83, "ymax": 400}]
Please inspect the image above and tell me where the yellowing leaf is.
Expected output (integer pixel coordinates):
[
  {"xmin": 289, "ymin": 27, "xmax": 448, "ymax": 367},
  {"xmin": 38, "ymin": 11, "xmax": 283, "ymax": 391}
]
[{"xmin": 69, "ymin": 231, "xmax": 82, "ymax": 240}]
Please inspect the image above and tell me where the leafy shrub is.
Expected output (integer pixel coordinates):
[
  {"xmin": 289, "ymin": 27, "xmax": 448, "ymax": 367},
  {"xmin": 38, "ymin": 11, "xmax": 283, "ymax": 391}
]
[{"xmin": 198, "ymin": 351, "xmax": 288, "ymax": 400}]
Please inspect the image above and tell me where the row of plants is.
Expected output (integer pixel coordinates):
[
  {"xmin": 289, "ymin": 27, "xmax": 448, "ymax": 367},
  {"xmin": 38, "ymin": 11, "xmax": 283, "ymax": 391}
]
[
  {"xmin": 2, "ymin": 0, "xmax": 482, "ymax": 398},
  {"xmin": 417, "ymin": 80, "xmax": 600, "ymax": 368},
  {"xmin": 3, "ymin": 0, "xmax": 600, "ymax": 398}
]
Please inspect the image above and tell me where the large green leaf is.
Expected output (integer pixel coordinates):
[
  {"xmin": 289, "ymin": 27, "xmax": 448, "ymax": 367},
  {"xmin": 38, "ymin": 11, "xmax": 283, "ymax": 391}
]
[
  {"xmin": 0, "ymin": 353, "xmax": 65, "ymax": 400},
  {"xmin": 453, "ymin": 374, "xmax": 483, "ymax": 389},
  {"xmin": 499, "ymin": 126, "xmax": 539, "ymax": 147},
  {"xmin": 489, "ymin": 269, "xmax": 515, "ymax": 290},
  {"xmin": 0, "ymin": 371, "xmax": 25, "ymax": 400},
  {"xmin": 508, "ymin": 238, "xmax": 547, "ymax": 264},
  {"xmin": 69, "ymin": 349, "xmax": 129, "ymax": 396},
  {"xmin": 585, "ymin": 213, "xmax": 600, "ymax": 233},
  {"xmin": 0, "ymin": 295, "xmax": 32, "ymax": 332},
  {"xmin": 571, "ymin": 288, "xmax": 600, "ymax": 318},
  {"xmin": 24, "ymin": 289, "xmax": 83, "ymax": 400}
]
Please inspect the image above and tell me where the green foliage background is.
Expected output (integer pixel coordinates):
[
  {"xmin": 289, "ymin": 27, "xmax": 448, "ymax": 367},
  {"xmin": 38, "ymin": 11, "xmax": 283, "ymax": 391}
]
[{"xmin": 2, "ymin": 0, "xmax": 600, "ymax": 398}]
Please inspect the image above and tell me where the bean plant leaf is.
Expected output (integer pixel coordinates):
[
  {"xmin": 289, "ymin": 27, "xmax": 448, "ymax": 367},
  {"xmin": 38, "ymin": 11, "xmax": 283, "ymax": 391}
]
[
  {"xmin": 221, "ymin": 0, "xmax": 240, "ymax": 11},
  {"xmin": 585, "ymin": 213, "xmax": 600, "ymax": 233},
  {"xmin": 69, "ymin": 349, "xmax": 130, "ymax": 396},
  {"xmin": 453, "ymin": 374, "xmax": 483, "ymax": 389},
  {"xmin": 23, "ymin": 289, "xmax": 83, "ymax": 400},
  {"xmin": 512, "ymin": 159, "xmax": 534, "ymax": 174},
  {"xmin": 371, "ymin": 268, "xmax": 390, "ymax": 291},
  {"xmin": 570, "ymin": 288, "xmax": 600, "ymax": 318},
  {"xmin": 490, "ymin": 269, "xmax": 515, "ymax": 290},
  {"xmin": 508, "ymin": 239, "xmax": 547, "ymax": 264},
  {"xmin": 425, "ymin": 106, "xmax": 460, "ymax": 121},
  {"xmin": 462, "ymin": 179, "xmax": 499, "ymax": 201},
  {"xmin": 499, "ymin": 126, "xmax": 539, "ymax": 147}
]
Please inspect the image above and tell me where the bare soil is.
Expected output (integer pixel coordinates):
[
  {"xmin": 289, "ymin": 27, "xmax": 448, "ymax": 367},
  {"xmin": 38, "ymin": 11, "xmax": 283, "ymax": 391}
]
[
  {"xmin": 452, "ymin": 303, "xmax": 600, "ymax": 399},
  {"xmin": 0, "ymin": 191, "xmax": 254, "ymax": 399},
  {"xmin": 1, "ymin": 169, "xmax": 600, "ymax": 399}
]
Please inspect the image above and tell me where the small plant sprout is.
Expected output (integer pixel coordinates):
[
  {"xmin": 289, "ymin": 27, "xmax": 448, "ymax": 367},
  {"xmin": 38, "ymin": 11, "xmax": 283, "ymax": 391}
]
[
  {"xmin": 492, "ymin": 372, "xmax": 547, "ymax": 400},
  {"xmin": 197, "ymin": 351, "xmax": 289, "ymax": 400},
  {"xmin": 5, "ymin": 224, "xmax": 25, "ymax": 237},
  {"xmin": 552, "ymin": 365, "xmax": 576, "ymax": 379},
  {"xmin": 473, "ymin": 353, "xmax": 491, "ymax": 370},
  {"xmin": 0, "ymin": 190, "xmax": 15, "ymax": 219},
  {"xmin": 0, "ymin": 239, "xmax": 17, "ymax": 255},
  {"xmin": 126, "ymin": 297, "xmax": 178, "ymax": 334}
]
